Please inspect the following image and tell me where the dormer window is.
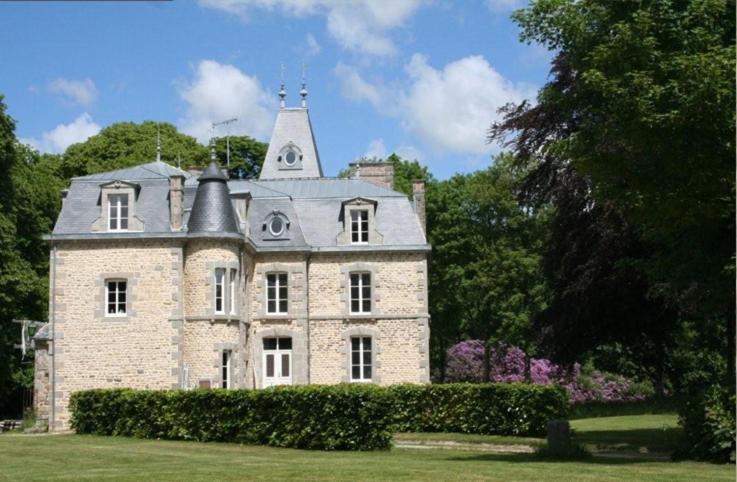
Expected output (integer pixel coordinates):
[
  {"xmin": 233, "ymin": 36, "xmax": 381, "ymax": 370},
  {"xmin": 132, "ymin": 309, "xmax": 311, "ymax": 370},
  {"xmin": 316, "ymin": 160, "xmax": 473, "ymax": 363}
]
[
  {"xmin": 277, "ymin": 143, "xmax": 303, "ymax": 171},
  {"xmin": 108, "ymin": 194, "xmax": 129, "ymax": 231},
  {"xmin": 269, "ymin": 216, "xmax": 285, "ymax": 237},
  {"xmin": 284, "ymin": 149, "xmax": 298, "ymax": 167},
  {"xmin": 350, "ymin": 210, "xmax": 369, "ymax": 244}
]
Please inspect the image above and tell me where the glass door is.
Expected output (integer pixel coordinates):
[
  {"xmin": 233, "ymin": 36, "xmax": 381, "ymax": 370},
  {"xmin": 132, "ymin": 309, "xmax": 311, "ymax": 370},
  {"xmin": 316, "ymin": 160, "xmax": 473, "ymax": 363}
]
[{"xmin": 263, "ymin": 337, "xmax": 292, "ymax": 387}]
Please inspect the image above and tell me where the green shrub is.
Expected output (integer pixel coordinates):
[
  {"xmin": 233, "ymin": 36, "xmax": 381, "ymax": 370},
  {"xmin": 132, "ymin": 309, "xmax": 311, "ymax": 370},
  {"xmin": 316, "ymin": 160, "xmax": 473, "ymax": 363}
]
[
  {"xmin": 389, "ymin": 383, "xmax": 568, "ymax": 436},
  {"xmin": 675, "ymin": 387, "xmax": 736, "ymax": 463},
  {"xmin": 71, "ymin": 384, "xmax": 393, "ymax": 451}
]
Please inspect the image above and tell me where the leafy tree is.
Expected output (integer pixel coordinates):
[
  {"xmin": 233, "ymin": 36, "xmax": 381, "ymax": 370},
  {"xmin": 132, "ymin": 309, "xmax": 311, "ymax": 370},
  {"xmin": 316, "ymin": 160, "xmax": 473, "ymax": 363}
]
[
  {"xmin": 427, "ymin": 155, "xmax": 549, "ymax": 380},
  {"xmin": 58, "ymin": 122, "xmax": 210, "ymax": 179},
  {"xmin": 494, "ymin": 0, "xmax": 735, "ymax": 383},
  {"xmin": 213, "ymin": 135, "xmax": 268, "ymax": 180},
  {"xmin": 0, "ymin": 97, "xmax": 65, "ymax": 417}
]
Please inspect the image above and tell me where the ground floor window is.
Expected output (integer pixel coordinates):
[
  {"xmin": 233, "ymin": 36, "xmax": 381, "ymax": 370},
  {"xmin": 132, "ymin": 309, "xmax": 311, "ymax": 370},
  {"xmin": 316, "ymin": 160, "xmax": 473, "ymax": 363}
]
[
  {"xmin": 221, "ymin": 350, "xmax": 232, "ymax": 389},
  {"xmin": 263, "ymin": 337, "xmax": 292, "ymax": 387},
  {"xmin": 351, "ymin": 336, "xmax": 372, "ymax": 382}
]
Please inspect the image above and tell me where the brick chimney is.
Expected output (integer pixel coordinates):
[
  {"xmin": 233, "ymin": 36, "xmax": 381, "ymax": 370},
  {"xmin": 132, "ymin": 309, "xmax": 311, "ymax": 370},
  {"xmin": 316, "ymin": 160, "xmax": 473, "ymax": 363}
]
[
  {"xmin": 349, "ymin": 161, "xmax": 394, "ymax": 190},
  {"xmin": 412, "ymin": 179, "xmax": 426, "ymax": 235},
  {"xmin": 169, "ymin": 175, "xmax": 184, "ymax": 230}
]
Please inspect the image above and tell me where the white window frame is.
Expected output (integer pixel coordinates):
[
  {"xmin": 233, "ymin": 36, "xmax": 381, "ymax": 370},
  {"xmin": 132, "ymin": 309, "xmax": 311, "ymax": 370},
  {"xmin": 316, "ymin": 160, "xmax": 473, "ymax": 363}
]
[
  {"xmin": 350, "ymin": 209, "xmax": 369, "ymax": 244},
  {"xmin": 105, "ymin": 279, "xmax": 127, "ymax": 317},
  {"xmin": 229, "ymin": 268, "xmax": 238, "ymax": 315},
  {"xmin": 350, "ymin": 336, "xmax": 372, "ymax": 382},
  {"xmin": 108, "ymin": 193, "xmax": 129, "ymax": 232},
  {"xmin": 262, "ymin": 337, "xmax": 292, "ymax": 387},
  {"xmin": 221, "ymin": 350, "xmax": 232, "ymax": 389},
  {"xmin": 266, "ymin": 272, "xmax": 288, "ymax": 315},
  {"xmin": 349, "ymin": 272, "xmax": 372, "ymax": 314},
  {"xmin": 214, "ymin": 268, "xmax": 225, "ymax": 314}
]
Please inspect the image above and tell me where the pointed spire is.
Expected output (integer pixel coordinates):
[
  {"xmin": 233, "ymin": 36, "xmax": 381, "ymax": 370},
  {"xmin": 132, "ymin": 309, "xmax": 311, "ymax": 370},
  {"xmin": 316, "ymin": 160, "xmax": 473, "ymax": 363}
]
[
  {"xmin": 156, "ymin": 125, "xmax": 161, "ymax": 162},
  {"xmin": 279, "ymin": 63, "xmax": 286, "ymax": 109},
  {"xmin": 300, "ymin": 63, "xmax": 308, "ymax": 108}
]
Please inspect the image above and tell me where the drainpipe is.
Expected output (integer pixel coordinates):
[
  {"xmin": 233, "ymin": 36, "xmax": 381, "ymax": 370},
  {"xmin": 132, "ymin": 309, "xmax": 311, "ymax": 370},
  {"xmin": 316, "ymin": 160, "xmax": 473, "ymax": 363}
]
[{"xmin": 49, "ymin": 240, "xmax": 56, "ymax": 432}]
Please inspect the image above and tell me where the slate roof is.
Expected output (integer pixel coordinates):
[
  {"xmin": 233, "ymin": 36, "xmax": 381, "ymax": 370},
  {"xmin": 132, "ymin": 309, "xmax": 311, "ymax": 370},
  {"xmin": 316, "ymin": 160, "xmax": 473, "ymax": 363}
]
[
  {"xmin": 259, "ymin": 107, "xmax": 323, "ymax": 179},
  {"xmin": 51, "ymin": 163, "xmax": 428, "ymax": 251},
  {"xmin": 187, "ymin": 162, "xmax": 239, "ymax": 234}
]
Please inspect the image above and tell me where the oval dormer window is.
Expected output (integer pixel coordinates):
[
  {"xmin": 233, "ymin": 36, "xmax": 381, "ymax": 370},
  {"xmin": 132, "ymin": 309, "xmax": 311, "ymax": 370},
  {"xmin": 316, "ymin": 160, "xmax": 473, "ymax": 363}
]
[
  {"xmin": 269, "ymin": 216, "xmax": 285, "ymax": 237},
  {"xmin": 284, "ymin": 149, "xmax": 297, "ymax": 167}
]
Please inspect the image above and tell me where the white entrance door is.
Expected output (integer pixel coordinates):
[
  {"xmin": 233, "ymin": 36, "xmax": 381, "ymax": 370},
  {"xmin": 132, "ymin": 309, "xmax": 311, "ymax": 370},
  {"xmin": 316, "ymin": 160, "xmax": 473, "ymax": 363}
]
[{"xmin": 263, "ymin": 337, "xmax": 292, "ymax": 387}]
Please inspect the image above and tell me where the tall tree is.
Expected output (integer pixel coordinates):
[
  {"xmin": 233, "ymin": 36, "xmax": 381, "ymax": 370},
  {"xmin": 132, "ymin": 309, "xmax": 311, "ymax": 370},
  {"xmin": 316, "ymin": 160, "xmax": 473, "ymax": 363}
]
[
  {"xmin": 427, "ymin": 155, "xmax": 549, "ymax": 380},
  {"xmin": 491, "ymin": 0, "xmax": 734, "ymax": 385},
  {"xmin": 213, "ymin": 135, "xmax": 268, "ymax": 179}
]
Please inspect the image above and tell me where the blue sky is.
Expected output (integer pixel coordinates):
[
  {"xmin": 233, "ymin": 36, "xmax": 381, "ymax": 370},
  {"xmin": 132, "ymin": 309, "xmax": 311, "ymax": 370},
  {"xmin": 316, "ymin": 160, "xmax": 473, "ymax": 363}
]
[{"xmin": 0, "ymin": 0, "xmax": 552, "ymax": 179}]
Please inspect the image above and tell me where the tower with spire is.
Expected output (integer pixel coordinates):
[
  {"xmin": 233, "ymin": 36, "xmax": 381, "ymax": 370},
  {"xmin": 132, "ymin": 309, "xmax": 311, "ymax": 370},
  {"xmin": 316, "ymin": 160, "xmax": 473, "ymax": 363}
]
[{"xmin": 259, "ymin": 70, "xmax": 322, "ymax": 179}]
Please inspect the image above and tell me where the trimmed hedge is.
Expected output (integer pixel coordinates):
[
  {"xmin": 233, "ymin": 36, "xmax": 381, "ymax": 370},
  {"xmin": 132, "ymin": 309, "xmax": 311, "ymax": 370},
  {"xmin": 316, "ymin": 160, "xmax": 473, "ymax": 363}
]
[
  {"xmin": 70, "ymin": 382, "xmax": 568, "ymax": 450},
  {"xmin": 70, "ymin": 384, "xmax": 393, "ymax": 450},
  {"xmin": 390, "ymin": 383, "xmax": 569, "ymax": 436}
]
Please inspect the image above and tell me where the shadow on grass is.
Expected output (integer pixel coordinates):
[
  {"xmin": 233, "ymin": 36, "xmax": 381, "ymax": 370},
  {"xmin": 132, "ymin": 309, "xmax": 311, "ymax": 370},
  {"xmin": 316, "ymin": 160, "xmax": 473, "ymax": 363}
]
[
  {"xmin": 442, "ymin": 451, "xmax": 667, "ymax": 465},
  {"xmin": 573, "ymin": 427, "xmax": 682, "ymax": 453}
]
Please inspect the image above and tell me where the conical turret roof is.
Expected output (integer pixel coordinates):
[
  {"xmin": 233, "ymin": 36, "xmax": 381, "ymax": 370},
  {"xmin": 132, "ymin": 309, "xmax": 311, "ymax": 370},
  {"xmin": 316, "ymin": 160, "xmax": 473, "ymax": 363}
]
[{"xmin": 188, "ymin": 161, "xmax": 239, "ymax": 234}]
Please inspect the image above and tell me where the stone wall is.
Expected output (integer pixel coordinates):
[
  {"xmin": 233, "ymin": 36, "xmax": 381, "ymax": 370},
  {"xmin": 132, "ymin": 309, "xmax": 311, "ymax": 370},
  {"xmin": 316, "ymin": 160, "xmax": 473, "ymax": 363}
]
[
  {"xmin": 33, "ymin": 341, "xmax": 50, "ymax": 425},
  {"xmin": 51, "ymin": 240, "xmax": 183, "ymax": 430}
]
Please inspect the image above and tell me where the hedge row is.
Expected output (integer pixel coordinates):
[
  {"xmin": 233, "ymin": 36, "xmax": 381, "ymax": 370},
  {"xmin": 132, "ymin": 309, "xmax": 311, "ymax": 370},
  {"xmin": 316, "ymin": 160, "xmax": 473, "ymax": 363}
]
[
  {"xmin": 70, "ymin": 383, "xmax": 568, "ymax": 450},
  {"xmin": 70, "ymin": 384, "xmax": 394, "ymax": 450},
  {"xmin": 389, "ymin": 383, "xmax": 569, "ymax": 436}
]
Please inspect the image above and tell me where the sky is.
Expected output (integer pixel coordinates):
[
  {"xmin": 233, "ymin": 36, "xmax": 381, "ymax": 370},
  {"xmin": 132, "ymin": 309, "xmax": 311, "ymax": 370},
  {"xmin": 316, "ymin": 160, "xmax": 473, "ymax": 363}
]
[{"xmin": 0, "ymin": 0, "xmax": 553, "ymax": 179}]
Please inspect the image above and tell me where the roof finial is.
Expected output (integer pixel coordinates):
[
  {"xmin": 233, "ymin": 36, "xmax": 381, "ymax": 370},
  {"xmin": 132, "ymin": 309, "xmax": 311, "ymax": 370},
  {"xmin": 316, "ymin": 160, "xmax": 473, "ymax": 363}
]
[
  {"xmin": 300, "ymin": 63, "xmax": 308, "ymax": 108},
  {"xmin": 279, "ymin": 63, "xmax": 286, "ymax": 108},
  {"xmin": 156, "ymin": 125, "xmax": 161, "ymax": 162},
  {"xmin": 210, "ymin": 138, "xmax": 217, "ymax": 164}
]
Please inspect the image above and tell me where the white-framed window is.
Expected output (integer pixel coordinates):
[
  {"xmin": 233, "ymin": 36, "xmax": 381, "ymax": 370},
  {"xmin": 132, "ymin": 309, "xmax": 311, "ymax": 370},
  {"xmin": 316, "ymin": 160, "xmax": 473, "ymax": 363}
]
[
  {"xmin": 351, "ymin": 336, "xmax": 372, "ymax": 382},
  {"xmin": 214, "ymin": 268, "xmax": 225, "ymax": 314},
  {"xmin": 106, "ymin": 279, "xmax": 127, "ymax": 317},
  {"xmin": 349, "ymin": 272, "xmax": 371, "ymax": 314},
  {"xmin": 269, "ymin": 216, "xmax": 285, "ymax": 237},
  {"xmin": 229, "ymin": 269, "xmax": 238, "ymax": 315},
  {"xmin": 221, "ymin": 350, "xmax": 232, "ymax": 389},
  {"xmin": 266, "ymin": 273, "xmax": 288, "ymax": 315},
  {"xmin": 263, "ymin": 337, "xmax": 292, "ymax": 387},
  {"xmin": 108, "ymin": 193, "xmax": 129, "ymax": 231},
  {"xmin": 350, "ymin": 209, "xmax": 369, "ymax": 244}
]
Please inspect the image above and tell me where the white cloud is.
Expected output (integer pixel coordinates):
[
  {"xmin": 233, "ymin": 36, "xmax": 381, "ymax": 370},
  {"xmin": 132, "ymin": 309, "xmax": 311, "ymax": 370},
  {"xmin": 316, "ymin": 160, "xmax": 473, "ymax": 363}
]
[
  {"xmin": 48, "ymin": 78, "xmax": 98, "ymax": 106},
  {"xmin": 23, "ymin": 113, "xmax": 101, "ymax": 153},
  {"xmin": 335, "ymin": 54, "xmax": 536, "ymax": 155},
  {"xmin": 485, "ymin": 0, "xmax": 526, "ymax": 12},
  {"xmin": 305, "ymin": 33, "xmax": 321, "ymax": 56},
  {"xmin": 177, "ymin": 60, "xmax": 275, "ymax": 143},
  {"xmin": 198, "ymin": 0, "xmax": 426, "ymax": 56},
  {"xmin": 363, "ymin": 138, "xmax": 387, "ymax": 159},
  {"xmin": 395, "ymin": 144, "xmax": 423, "ymax": 162}
]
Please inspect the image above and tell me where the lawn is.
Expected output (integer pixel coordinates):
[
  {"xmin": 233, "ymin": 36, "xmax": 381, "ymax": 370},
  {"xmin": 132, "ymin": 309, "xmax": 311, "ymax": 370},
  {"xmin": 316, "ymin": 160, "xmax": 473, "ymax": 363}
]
[
  {"xmin": 0, "ymin": 431, "xmax": 732, "ymax": 482},
  {"xmin": 570, "ymin": 414, "xmax": 681, "ymax": 454}
]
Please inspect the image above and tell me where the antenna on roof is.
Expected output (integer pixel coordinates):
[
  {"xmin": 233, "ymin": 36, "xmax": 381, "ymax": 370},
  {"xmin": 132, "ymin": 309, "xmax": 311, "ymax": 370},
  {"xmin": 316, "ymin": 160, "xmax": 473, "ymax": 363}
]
[
  {"xmin": 279, "ymin": 63, "xmax": 287, "ymax": 109},
  {"xmin": 300, "ymin": 63, "xmax": 308, "ymax": 108},
  {"xmin": 212, "ymin": 118, "xmax": 238, "ymax": 168},
  {"xmin": 156, "ymin": 125, "xmax": 161, "ymax": 162}
]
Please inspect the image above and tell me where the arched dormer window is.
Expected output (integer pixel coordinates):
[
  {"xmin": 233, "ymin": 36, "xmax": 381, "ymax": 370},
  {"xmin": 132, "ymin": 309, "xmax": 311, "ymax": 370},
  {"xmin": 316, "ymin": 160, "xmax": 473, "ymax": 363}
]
[
  {"xmin": 262, "ymin": 211, "xmax": 290, "ymax": 240},
  {"xmin": 277, "ymin": 143, "xmax": 303, "ymax": 171}
]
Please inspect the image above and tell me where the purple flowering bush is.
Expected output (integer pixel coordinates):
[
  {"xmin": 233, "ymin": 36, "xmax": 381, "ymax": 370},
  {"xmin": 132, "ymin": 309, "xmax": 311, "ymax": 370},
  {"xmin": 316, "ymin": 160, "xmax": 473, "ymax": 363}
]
[{"xmin": 445, "ymin": 340, "xmax": 654, "ymax": 404}]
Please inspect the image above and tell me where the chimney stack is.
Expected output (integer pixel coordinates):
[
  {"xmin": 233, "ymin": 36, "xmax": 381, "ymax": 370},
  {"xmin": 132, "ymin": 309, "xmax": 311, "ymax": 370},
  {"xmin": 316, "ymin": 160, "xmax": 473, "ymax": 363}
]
[
  {"xmin": 348, "ymin": 161, "xmax": 394, "ymax": 190},
  {"xmin": 412, "ymin": 179, "xmax": 426, "ymax": 235},
  {"xmin": 169, "ymin": 175, "xmax": 184, "ymax": 230}
]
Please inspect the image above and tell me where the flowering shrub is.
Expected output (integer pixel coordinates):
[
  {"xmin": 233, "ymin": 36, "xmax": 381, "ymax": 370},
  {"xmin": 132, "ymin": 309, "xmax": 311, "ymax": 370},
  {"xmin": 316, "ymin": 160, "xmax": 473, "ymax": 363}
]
[{"xmin": 445, "ymin": 340, "xmax": 654, "ymax": 404}]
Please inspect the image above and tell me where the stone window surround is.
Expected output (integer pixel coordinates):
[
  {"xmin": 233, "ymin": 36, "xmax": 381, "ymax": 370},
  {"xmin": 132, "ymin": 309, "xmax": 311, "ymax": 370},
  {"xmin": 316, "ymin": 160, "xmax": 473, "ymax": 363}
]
[
  {"xmin": 205, "ymin": 260, "xmax": 240, "ymax": 320},
  {"xmin": 340, "ymin": 262, "xmax": 381, "ymax": 318},
  {"xmin": 252, "ymin": 326, "xmax": 308, "ymax": 388},
  {"xmin": 255, "ymin": 262, "xmax": 305, "ymax": 320},
  {"xmin": 213, "ymin": 342, "xmax": 238, "ymax": 389},
  {"xmin": 277, "ymin": 142, "xmax": 303, "ymax": 171},
  {"xmin": 94, "ymin": 273, "xmax": 138, "ymax": 320},
  {"xmin": 336, "ymin": 198, "xmax": 383, "ymax": 246},
  {"xmin": 261, "ymin": 211, "xmax": 291, "ymax": 241},
  {"xmin": 91, "ymin": 181, "xmax": 144, "ymax": 233},
  {"xmin": 341, "ymin": 325, "xmax": 381, "ymax": 384}
]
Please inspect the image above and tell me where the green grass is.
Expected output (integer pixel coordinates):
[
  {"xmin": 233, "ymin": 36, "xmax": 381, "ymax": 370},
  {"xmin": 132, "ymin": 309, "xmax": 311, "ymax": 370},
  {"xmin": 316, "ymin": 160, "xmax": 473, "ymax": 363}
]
[
  {"xmin": 571, "ymin": 414, "xmax": 681, "ymax": 453},
  {"xmin": 394, "ymin": 432, "xmax": 544, "ymax": 446},
  {"xmin": 0, "ymin": 433, "xmax": 732, "ymax": 482}
]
